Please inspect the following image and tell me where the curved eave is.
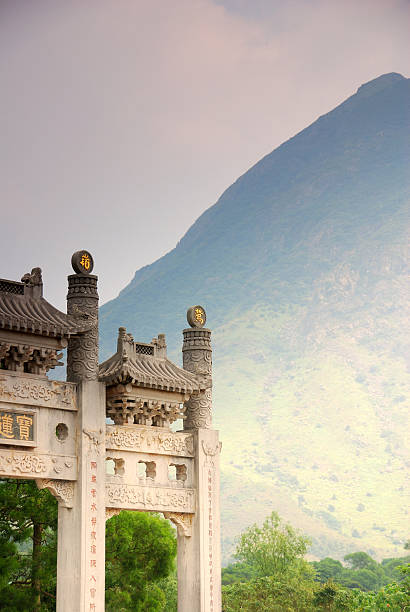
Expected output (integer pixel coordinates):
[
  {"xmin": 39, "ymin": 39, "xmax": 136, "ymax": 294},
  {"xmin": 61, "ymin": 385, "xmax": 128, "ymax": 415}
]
[
  {"xmin": 0, "ymin": 294, "xmax": 92, "ymax": 338},
  {"xmin": 99, "ymin": 355, "xmax": 203, "ymax": 394}
]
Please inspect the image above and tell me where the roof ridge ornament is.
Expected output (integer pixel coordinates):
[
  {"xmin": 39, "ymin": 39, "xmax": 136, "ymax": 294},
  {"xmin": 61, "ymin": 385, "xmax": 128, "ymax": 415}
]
[
  {"xmin": 187, "ymin": 305, "xmax": 206, "ymax": 328},
  {"xmin": 71, "ymin": 250, "xmax": 94, "ymax": 275},
  {"xmin": 21, "ymin": 267, "xmax": 42, "ymax": 287}
]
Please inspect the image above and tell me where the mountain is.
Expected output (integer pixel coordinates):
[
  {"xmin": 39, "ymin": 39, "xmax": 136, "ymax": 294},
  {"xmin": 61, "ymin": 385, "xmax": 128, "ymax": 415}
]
[{"xmin": 100, "ymin": 73, "xmax": 410, "ymax": 563}]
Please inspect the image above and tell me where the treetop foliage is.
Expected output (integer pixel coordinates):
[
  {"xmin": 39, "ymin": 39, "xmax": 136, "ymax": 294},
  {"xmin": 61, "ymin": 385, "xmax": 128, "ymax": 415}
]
[{"xmin": 235, "ymin": 511, "xmax": 311, "ymax": 578}]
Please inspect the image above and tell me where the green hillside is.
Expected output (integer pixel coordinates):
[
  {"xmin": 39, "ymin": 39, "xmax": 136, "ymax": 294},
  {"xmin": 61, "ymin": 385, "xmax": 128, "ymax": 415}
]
[{"xmin": 100, "ymin": 73, "xmax": 410, "ymax": 563}]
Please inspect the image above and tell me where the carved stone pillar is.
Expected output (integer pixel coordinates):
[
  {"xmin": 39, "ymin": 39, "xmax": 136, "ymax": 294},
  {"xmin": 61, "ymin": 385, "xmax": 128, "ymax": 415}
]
[
  {"xmin": 58, "ymin": 252, "xmax": 106, "ymax": 611},
  {"xmin": 182, "ymin": 320, "xmax": 212, "ymax": 429},
  {"xmin": 56, "ymin": 381, "xmax": 106, "ymax": 612},
  {"xmin": 176, "ymin": 429, "xmax": 222, "ymax": 612},
  {"xmin": 66, "ymin": 251, "xmax": 99, "ymax": 382}
]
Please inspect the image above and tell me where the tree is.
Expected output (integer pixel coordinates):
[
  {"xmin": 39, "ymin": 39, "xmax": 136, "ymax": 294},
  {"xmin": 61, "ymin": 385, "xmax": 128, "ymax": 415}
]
[
  {"xmin": 105, "ymin": 511, "xmax": 177, "ymax": 612},
  {"xmin": 312, "ymin": 557, "xmax": 344, "ymax": 583},
  {"xmin": 222, "ymin": 561, "xmax": 256, "ymax": 586},
  {"xmin": 235, "ymin": 511, "xmax": 311, "ymax": 579},
  {"xmin": 0, "ymin": 479, "xmax": 58, "ymax": 612},
  {"xmin": 344, "ymin": 551, "xmax": 378, "ymax": 571},
  {"xmin": 0, "ymin": 481, "xmax": 177, "ymax": 611},
  {"xmin": 222, "ymin": 574, "xmax": 316, "ymax": 612}
]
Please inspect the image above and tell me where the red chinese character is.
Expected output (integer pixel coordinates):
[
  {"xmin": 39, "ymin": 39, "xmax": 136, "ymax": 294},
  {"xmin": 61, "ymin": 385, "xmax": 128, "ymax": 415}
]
[
  {"xmin": 90, "ymin": 461, "xmax": 97, "ymax": 470},
  {"xmin": 90, "ymin": 545, "xmax": 96, "ymax": 554},
  {"xmin": 90, "ymin": 560, "xmax": 96, "ymax": 568},
  {"xmin": 90, "ymin": 575, "xmax": 97, "ymax": 583},
  {"xmin": 91, "ymin": 489, "xmax": 97, "ymax": 498},
  {"xmin": 91, "ymin": 503, "xmax": 97, "ymax": 512},
  {"xmin": 91, "ymin": 475, "xmax": 97, "ymax": 483},
  {"xmin": 91, "ymin": 517, "xmax": 97, "ymax": 526},
  {"xmin": 90, "ymin": 605, "xmax": 96, "ymax": 611},
  {"xmin": 90, "ymin": 588, "xmax": 96, "ymax": 599},
  {"xmin": 91, "ymin": 531, "xmax": 96, "ymax": 540}
]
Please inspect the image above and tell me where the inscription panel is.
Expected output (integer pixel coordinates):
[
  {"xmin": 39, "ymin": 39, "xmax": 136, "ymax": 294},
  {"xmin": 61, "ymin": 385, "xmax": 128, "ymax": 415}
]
[
  {"xmin": 0, "ymin": 373, "xmax": 76, "ymax": 411},
  {"xmin": 0, "ymin": 408, "xmax": 36, "ymax": 446},
  {"xmin": 106, "ymin": 483, "xmax": 196, "ymax": 513},
  {"xmin": 106, "ymin": 425, "xmax": 194, "ymax": 457}
]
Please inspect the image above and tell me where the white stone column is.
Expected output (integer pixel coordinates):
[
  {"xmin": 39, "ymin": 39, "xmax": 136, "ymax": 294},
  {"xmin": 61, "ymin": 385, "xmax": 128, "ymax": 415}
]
[
  {"xmin": 56, "ymin": 381, "xmax": 106, "ymax": 612},
  {"xmin": 177, "ymin": 428, "xmax": 222, "ymax": 612}
]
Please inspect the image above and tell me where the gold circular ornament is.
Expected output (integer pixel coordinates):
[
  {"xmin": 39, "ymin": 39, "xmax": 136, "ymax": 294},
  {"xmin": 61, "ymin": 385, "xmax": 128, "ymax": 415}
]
[
  {"xmin": 71, "ymin": 250, "xmax": 94, "ymax": 274},
  {"xmin": 187, "ymin": 305, "xmax": 206, "ymax": 328}
]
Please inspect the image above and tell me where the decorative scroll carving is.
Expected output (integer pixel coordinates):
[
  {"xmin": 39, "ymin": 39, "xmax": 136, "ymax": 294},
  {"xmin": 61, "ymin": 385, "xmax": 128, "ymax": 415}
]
[
  {"xmin": 106, "ymin": 427, "xmax": 144, "ymax": 449},
  {"xmin": 106, "ymin": 426, "xmax": 194, "ymax": 457},
  {"xmin": 0, "ymin": 375, "xmax": 75, "ymax": 408},
  {"xmin": 106, "ymin": 483, "xmax": 195, "ymax": 512},
  {"xmin": 52, "ymin": 457, "xmax": 74, "ymax": 474},
  {"xmin": 37, "ymin": 479, "xmax": 74, "ymax": 508},
  {"xmin": 0, "ymin": 452, "xmax": 47, "ymax": 474},
  {"xmin": 83, "ymin": 428, "xmax": 104, "ymax": 454},
  {"xmin": 66, "ymin": 274, "xmax": 99, "ymax": 382},
  {"xmin": 163, "ymin": 512, "xmax": 193, "ymax": 537},
  {"xmin": 182, "ymin": 328, "xmax": 212, "ymax": 429},
  {"xmin": 202, "ymin": 440, "xmax": 222, "ymax": 467},
  {"xmin": 184, "ymin": 389, "xmax": 212, "ymax": 430},
  {"xmin": 183, "ymin": 349, "xmax": 212, "ymax": 377},
  {"xmin": 156, "ymin": 432, "xmax": 194, "ymax": 455}
]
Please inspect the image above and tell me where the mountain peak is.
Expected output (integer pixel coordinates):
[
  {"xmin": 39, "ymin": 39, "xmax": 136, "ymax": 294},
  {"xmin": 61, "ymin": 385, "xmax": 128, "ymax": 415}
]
[
  {"xmin": 356, "ymin": 72, "xmax": 405, "ymax": 97},
  {"xmin": 100, "ymin": 74, "xmax": 410, "ymax": 563}
]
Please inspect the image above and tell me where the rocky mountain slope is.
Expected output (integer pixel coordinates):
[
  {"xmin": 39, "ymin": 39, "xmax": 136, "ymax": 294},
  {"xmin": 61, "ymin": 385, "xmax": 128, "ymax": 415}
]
[{"xmin": 100, "ymin": 73, "xmax": 410, "ymax": 562}]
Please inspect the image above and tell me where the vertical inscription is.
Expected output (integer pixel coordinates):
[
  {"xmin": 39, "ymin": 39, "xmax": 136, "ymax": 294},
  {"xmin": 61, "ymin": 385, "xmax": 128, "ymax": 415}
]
[
  {"xmin": 88, "ymin": 460, "xmax": 98, "ymax": 611},
  {"xmin": 208, "ymin": 468, "xmax": 214, "ymax": 611}
]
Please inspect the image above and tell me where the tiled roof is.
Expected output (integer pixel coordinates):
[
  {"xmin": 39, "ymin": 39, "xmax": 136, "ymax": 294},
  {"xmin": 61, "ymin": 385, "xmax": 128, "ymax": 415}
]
[
  {"xmin": 0, "ymin": 282, "xmax": 92, "ymax": 338},
  {"xmin": 99, "ymin": 352, "xmax": 202, "ymax": 393}
]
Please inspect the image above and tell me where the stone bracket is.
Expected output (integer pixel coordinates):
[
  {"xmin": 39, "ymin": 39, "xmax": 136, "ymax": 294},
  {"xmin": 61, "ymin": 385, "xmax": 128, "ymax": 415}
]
[
  {"xmin": 36, "ymin": 478, "xmax": 74, "ymax": 508},
  {"xmin": 163, "ymin": 512, "xmax": 193, "ymax": 537}
]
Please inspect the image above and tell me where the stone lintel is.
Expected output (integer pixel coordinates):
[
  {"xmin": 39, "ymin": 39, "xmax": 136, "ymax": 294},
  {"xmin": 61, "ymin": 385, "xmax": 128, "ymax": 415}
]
[
  {"xmin": 0, "ymin": 330, "xmax": 68, "ymax": 351},
  {"xmin": 0, "ymin": 372, "xmax": 77, "ymax": 410},
  {"xmin": 0, "ymin": 449, "xmax": 77, "ymax": 480},
  {"xmin": 106, "ymin": 483, "xmax": 196, "ymax": 513},
  {"xmin": 106, "ymin": 385, "xmax": 189, "ymax": 404}
]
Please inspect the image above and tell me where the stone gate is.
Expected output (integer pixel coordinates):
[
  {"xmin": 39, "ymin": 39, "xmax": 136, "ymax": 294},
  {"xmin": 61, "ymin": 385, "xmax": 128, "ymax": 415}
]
[{"xmin": 0, "ymin": 252, "xmax": 221, "ymax": 611}]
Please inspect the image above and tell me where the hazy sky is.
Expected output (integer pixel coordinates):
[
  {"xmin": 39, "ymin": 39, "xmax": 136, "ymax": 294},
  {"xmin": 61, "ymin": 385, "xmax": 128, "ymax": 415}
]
[{"xmin": 1, "ymin": 0, "xmax": 409, "ymax": 309}]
